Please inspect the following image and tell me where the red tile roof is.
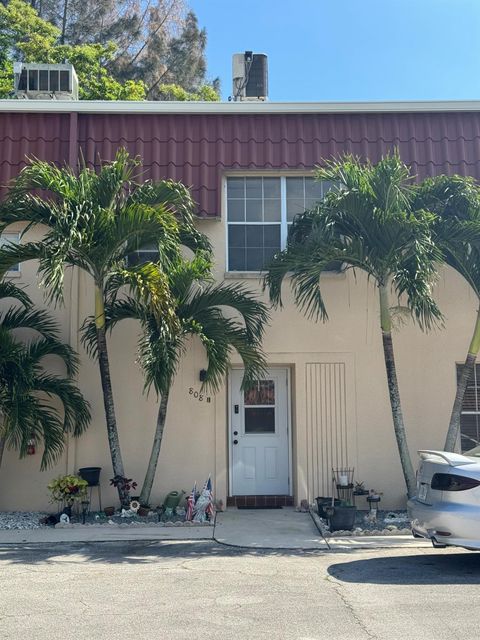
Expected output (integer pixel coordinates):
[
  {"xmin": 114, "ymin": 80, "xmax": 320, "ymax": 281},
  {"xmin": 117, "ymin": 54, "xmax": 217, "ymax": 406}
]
[{"xmin": 2, "ymin": 107, "xmax": 480, "ymax": 216}]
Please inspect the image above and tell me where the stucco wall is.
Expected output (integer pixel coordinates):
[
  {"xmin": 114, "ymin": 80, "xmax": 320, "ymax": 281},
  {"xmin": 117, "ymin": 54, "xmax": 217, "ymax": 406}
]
[{"xmin": 0, "ymin": 216, "xmax": 476, "ymax": 511}]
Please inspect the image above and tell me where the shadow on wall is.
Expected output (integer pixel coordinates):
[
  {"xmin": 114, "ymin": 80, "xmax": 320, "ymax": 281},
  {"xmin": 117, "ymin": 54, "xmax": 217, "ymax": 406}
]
[{"xmin": 328, "ymin": 552, "xmax": 480, "ymax": 585}]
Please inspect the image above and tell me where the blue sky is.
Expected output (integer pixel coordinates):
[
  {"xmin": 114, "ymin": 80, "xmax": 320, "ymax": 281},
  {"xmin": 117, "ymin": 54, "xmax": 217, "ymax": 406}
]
[{"xmin": 190, "ymin": 0, "xmax": 480, "ymax": 101}]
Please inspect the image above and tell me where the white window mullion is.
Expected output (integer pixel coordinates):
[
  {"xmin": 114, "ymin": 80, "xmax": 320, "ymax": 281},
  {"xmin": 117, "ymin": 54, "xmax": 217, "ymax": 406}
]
[{"xmin": 280, "ymin": 176, "xmax": 288, "ymax": 249}]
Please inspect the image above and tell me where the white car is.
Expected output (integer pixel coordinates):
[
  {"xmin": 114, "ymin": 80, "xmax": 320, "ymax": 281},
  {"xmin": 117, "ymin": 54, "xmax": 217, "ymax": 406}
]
[{"xmin": 407, "ymin": 448, "xmax": 480, "ymax": 550}]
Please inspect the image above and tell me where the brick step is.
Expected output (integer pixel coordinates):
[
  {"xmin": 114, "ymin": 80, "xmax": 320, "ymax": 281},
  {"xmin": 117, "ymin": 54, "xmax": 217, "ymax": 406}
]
[{"xmin": 227, "ymin": 495, "xmax": 294, "ymax": 507}]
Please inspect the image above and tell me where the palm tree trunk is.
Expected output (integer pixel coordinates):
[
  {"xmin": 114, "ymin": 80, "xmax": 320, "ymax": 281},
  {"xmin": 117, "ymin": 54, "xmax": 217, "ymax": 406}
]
[
  {"xmin": 94, "ymin": 286, "xmax": 128, "ymax": 507},
  {"xmin": 444, "ymin": 307, "xmax": 480, "ymax": 452},
  {"xmin": 139, "ymin": 389, "xmax": 170, "ymax": 507},
  {"xmin": 379, "ymin": 283, "xmax": 416, "ymax": 498},
  {"xmin": 0, "ymin": 436, "xmax": 5, "ymax": 469}
]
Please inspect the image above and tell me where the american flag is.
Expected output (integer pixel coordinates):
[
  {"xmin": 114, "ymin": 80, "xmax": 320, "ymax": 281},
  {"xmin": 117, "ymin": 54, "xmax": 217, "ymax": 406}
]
[
  {"xmin": 204, "ymin": 476, "xmax": 215, "ymax": 521},
  {"xmin": 185, "ymin": 482, "xmax": 196, "ymax": 521}
]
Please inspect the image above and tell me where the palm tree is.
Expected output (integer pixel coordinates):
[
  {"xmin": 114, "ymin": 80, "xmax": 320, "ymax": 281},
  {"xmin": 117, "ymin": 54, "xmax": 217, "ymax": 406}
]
[
  {"xmin": 265, "ymin": 153, "xmax": 442, "ymax": 498},
  {"xmin": 0, "ymin": 149, "xmax": 209, "ymax": 505},
  {"xmin": 0, "ymin": 281, "xmax": 90, "ymax": 469},
  {"xmin": 416, "ymin": 175, "xmax": 480, "ymax": 451},
  {"xmin": 83, "ymin": 254, "xmax": 268, "ymax": 506}
]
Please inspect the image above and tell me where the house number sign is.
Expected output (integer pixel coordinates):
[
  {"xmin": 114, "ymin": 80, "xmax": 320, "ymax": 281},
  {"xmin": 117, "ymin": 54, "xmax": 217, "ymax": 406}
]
[{"xmin": 188, "ymin": 388, "xmax": 211, "ymax": 403}]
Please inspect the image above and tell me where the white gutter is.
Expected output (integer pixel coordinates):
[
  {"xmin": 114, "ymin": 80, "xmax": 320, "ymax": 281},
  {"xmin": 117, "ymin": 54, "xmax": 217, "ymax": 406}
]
[{"xmin": 2, "ymin": 99, "xmax": 480, "ymax": 114}]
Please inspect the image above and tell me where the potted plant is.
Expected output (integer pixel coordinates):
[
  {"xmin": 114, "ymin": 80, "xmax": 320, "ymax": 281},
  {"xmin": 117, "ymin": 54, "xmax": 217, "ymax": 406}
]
[
  {"xmin": 327, "ymin": 500, "xmax": 357, "ymax": 532},
  {"xmin": 106, "ymin": 475, "xmax": 138, "ymax": 514},
  {"xmin": 47, "ymin": 474, "xmax": 89, "ymax": 516},
  {"xmin": 315, "ymin": 496, "xmax": 340, "ymax": 520},
  {"xmin": 353, "ymin": 481, "xmax": 369, "ymax": 496}
]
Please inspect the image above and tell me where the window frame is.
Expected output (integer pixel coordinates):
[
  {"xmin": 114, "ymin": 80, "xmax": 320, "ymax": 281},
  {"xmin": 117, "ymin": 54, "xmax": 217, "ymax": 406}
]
[
  {"xmin": 457, "ymin": 363, "xmax": 480, "ymax": 452},
  {"xmin": 0, "ymin": 232, "xmax": 21, "ymax": 276},
  {"xmin": 224, "ymin": 172, "xmax": 331, "ymax": 273}
]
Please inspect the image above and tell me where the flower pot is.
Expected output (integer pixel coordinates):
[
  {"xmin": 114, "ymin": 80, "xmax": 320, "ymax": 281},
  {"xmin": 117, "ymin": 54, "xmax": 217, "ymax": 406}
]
[
  {"xmin": 137, "ymin": 505, "xmax": 150, "ymax": 517},
  {"xmin": 315, "ymin": 497, "xmax": 340, "ymax": 520},
  {"xmin": 104, "ymin": 506, "xmax": 115, "ymax": 517},
  {"xmin": 78, "ymin": 467, "xmax": 101, "ymax": 487},
  {"xmin": 329, "ymin": 505, "xmax": 357, "ymax": 531}
]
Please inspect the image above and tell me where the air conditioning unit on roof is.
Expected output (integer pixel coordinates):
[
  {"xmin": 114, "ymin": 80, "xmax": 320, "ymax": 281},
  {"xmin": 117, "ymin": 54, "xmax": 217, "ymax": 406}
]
[
  {"xmin": 13, "ymin": 63, "xmax": 78, "ymax": 100},
  {"xmin": 232, "ymin": 52, "xmax": 268, "ymax": 102}
]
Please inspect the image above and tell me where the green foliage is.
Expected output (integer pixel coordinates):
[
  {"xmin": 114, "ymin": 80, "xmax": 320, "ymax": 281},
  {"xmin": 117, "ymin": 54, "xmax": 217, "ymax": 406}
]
[
  {"xmin": 0, "ymin": 148, "xmax": 209, "ymax": 318},
  {"xmin": 0, "ymin": 0, "xmax": 146, "ymax": 99},
  {"xmin": 47, "ymin": 474, "xmax": 88, "ymax": 503},
  {"xmin": 0, "ymin": 281, "xmax": 91, "ymax": 469},
  {"xmin": 265, "ymin": 152, "xmax": 442, "ymax": 330},
  {"xmin": 156, "ymin": 83, "xmax": 219, "ymax": 102},
  {"xmin": 0, "ymin": 0, "xmax": 219, "ymax": 101},
  {"xmin": 83, "ymin": 252, "xmax": 268, "ymax": 395}
]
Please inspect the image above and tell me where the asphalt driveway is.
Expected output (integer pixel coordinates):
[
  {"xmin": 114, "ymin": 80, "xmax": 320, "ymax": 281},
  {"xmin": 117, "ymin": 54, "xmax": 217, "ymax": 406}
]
[{"xmin": 0, "ymin": 541, "xmax": 479, "ymax": 640}]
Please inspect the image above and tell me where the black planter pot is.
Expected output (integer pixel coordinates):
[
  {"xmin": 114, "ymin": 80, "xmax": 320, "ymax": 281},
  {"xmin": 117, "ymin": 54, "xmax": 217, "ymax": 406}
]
[
  {"xmin": 329, "ymin": 505, "xmax": 357, "ymax": 531},
  {"xmin": 315, "ymin": 497, "xmax": 341, "ymax": 520},
  {"xmin": 78, "ymin": 467, "xmax": 101, "ymax": 487}
]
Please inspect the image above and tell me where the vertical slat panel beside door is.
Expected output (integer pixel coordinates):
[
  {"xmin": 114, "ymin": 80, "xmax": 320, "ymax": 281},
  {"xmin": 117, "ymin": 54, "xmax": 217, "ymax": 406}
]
[{"xmin": 306, "ymin": 362, "xmax": 350, "ymax": 499}]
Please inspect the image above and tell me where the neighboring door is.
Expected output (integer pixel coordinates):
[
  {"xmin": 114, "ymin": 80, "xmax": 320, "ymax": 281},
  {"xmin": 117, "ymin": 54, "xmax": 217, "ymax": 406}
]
[{"xmin": 230, "ymin": 368, "xmax": 290, "ymax": 495}]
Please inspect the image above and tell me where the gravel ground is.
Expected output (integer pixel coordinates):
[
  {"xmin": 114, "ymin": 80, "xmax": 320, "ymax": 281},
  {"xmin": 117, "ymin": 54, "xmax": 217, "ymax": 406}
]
[
  {"xmin": 314, "ymin": 508, "xmax": 411, "ymax": 536},
  {"xmin": 0, "ymin": 512, "xmax": 48, "ymax": 529},
  {"xmin": 0, "ymin": 510, "xmax": 212, "ymax": 529}
]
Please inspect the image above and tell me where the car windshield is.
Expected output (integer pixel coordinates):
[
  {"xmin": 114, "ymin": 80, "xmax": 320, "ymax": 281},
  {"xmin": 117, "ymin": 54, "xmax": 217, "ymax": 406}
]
[{"xmin": 464, "ymin": 445, "xmax": 480, "ymax": 458}]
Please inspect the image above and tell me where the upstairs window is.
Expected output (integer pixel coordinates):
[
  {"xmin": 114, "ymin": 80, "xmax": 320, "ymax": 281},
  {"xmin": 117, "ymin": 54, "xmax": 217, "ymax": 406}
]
[{"xmin": 226, "ymin": 176, "xmax": 333, "ymax": 272}]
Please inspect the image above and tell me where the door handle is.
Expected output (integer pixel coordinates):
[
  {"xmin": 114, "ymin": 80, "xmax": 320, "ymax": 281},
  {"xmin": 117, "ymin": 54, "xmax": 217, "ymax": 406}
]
[{"xmin": 233, "ymin": 439, "xmax": 238, "ymax": 445}]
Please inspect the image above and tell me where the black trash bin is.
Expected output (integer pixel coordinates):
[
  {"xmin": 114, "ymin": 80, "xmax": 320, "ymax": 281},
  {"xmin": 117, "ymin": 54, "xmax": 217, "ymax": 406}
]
[{"xmin": 78, "ymin": 467, "xmax": 101, "ymax": 487}]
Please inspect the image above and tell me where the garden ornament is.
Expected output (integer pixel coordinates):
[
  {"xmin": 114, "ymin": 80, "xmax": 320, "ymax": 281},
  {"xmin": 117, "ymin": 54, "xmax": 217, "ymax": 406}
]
[{"xmin": 59, "ymin": 513, "xmax": 70, "ymax": 524}]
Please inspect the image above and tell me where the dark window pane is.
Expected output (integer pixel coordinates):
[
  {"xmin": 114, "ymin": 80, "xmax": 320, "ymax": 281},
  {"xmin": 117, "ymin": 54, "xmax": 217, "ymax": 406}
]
[
  {"xmin": 263, "ymin": 178, "xmax": 281, "ymax": 198},
  {"xmin": 264, "ymin": 199, "xmax": 281, "ymax": 222},
  {"xmin": 263, "ymin": 225, "xmax": 281, "ymax": 247},
  {"xmin": 286, "ymin": 177, "xmax": 304, "ymax": 199},
  {"xmin": 263, "ymin": 246, "xmax": 277, "ymax": 265},
  {"xmin": 246, "ymin": 225, "xmax": 263, "ymax": 247},
  {"xmin": 39, "ymin": 70, "xmax": 49, "ymax": 91},
  {"xmin": 245, "ymin": 199, "xmax": 263, "ymax": 222},
  {"xmin": 246, "ymin": 248, "xmax": 264, "ymax": 271},
  {"xmin": 244, "ymin": 380, "xmax": 275, "ymax": 405},
  {"xmin": 245, "ymin": 407, "xmax": 275, "ymax": 433},
  {"xmin": 227, "ymin": 199, "xmax": 245, "ymax": 221},
  {"xmin": 227, "ymin": 178, "xmax": 245, "ymax": 198},
  {"xmin": 245, "ymin": 178, "xmax": 263, "ymax": 198},
  {"xmin": 50, "ymin": 70, "xmax": 59, "ymax": 91},
  {"xmin": 228, "ymin": 248, "xmax": 246, "ymax": 271},
  {"xmin": 60, "ymin": 70, "xmax": 70, "ymax": 91},
  {"xmin": 228, "ymin": 225, "xmax": 246, "ymax": 248},
  {"xmin": 287, "ymin": 198, "xmax": 305, "ymax": 221},
  {"xmin": 305, "ymin": 177, "xmax": 324, "ymax": 199}
]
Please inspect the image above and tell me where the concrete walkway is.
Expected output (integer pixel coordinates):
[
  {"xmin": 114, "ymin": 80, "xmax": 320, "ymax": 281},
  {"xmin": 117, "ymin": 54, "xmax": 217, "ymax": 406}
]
[
  {"xmin": 214, "ymin": 507, "xmax": 431, "ymax": 551},
  {"xmin": 214, "ymin": 507, "xmax": 328, "ymax": 549}
]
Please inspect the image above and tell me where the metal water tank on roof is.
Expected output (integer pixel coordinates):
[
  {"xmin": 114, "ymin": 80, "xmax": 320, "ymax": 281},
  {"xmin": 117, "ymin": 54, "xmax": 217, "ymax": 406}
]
[
  {"xmin": 232, "ymin": 52, "xmax": 268, "ymax": 101},
  {"xmin": 13, "ymin": 63, "xmax": 79, "ymax": 100}
]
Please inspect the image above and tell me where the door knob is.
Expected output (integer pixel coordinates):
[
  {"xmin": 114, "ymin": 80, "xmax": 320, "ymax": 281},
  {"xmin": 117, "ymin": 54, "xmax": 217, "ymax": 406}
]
[{"xmin": 233, "ymin": 439, "xmax": 238, "ymax": 445}]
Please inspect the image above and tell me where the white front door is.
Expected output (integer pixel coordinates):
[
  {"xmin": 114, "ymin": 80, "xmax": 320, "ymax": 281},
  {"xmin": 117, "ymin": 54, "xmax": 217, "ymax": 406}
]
[{"xmin": 230, "ymin": 368, "xmax": 290, "ymax": 495}]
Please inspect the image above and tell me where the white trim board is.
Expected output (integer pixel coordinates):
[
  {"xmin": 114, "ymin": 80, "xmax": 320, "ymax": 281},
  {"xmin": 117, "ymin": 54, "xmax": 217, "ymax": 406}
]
[{"xmin": 3, "ymin": 99, "xmax": 480, "ymax": 115}]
